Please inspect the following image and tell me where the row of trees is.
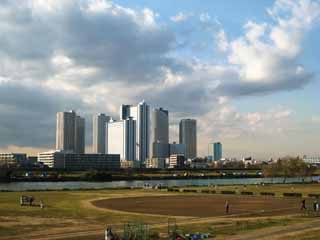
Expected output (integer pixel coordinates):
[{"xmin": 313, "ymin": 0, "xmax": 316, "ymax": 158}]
[{"xmin": 262, "ymin": 157, "xmax": 316, "ymax": 178}]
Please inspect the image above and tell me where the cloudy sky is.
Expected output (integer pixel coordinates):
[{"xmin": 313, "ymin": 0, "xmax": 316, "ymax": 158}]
[{"xmin": 0, "ymin": 0, "xmax": 319, "ymax": 159}]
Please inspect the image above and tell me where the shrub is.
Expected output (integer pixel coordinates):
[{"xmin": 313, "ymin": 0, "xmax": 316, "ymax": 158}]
[
  {"xmin": 260, "ymin": 192, "xmax": 275, "ymax": 196},
  {"xmin": 221, "ymin": 190, "xmax": 236, "ymax": 194},
  {"xmin": 283, "ymin": 192, "xmax": 302, "ymax": 197},
  {"xmin": 241, "ymin": 191, "xmax": 253, "ymax": 195}
]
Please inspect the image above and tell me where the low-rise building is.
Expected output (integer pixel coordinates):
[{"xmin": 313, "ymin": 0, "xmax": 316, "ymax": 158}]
[
  {"xmin": 0, "ymin": 153, "xmax": 27, "ymax": 166},
  {"xmin": 169, "ymin": 154, "xmax": 185, "ymax": 169},
  {"xmin": 146, "ymin": 157, "xmax": 166, "ymax": 169},
  {"xmin": 38, "ymin": 150, "xmax": 120, "ymax": 170},
  {"xmin": 169, "ymin": 142, "xmax": 186, "ymax": 156},
  {"xmin": 303, "ymin": 156, "xmax": 320, "ymax": 166}
]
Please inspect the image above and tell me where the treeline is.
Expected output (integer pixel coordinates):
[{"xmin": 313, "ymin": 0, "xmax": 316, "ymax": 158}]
[{"xmin": 262, "ymin": 157, "xmax": 316, "ymax": 177}]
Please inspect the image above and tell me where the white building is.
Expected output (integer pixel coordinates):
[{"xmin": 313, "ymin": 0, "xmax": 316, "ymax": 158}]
[
  {"xmin": 120, "ymin": 101, "xmax": 150, "ymax": 163},
  {"xmin": 38, "ymin": 150, "xmax": 120, "ymax": 170},
  {"xmin": 303, "ymin": 156, "xmax": 320, "ymax": 165},
  {"xmin": 107, "ymin": 118, "xmax": 136, "ymax": 161},
  {"xmin": 151, "ymin": 108, "xmax": 169, "ymax": 158},
  {"xmin": 179, "ymin": 119, "xmax": 197, "ymax": 159},
  {"xmin": 93, "ymin": 113, "xmax": 110, "ymax": 153},
  {"xmin": 56, "ymin": 110, "xmax": 85, "ymax": 153}
]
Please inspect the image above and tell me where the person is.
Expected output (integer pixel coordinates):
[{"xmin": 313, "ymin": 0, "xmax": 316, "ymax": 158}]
[
  {"xmin": 301, "ymin": 199, "xmax": 307, "ymax": 211},
  {"xmin": 313, "ymin": 201, "xmax": 317, "ymax": 212},
  {"xmin": 40, "ymin": 200, "xmax": 44, "ymax": 209},
  {"xmin": 225, "ymin": 200, "xmax": 230, "ymax": 214}
]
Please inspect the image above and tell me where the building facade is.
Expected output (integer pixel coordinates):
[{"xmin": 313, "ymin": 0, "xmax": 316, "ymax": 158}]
[
  {"xmin": 179, "ymin": 119, "xmax": 197, "ymax": 159},
  {"xmin": 92, "ymin": 113, "xmax": 110, "ymax": 153},
  {"xmin": 107, "ymin": 118, "xmax": 136, "ymax": 161},
  {"xmin": 169, "ymin": 154, "xmax": 185, "ymax": 169},
  {"xmin": 151, "ymin": 108, "xmax": 169, "ymax": 158},
  {"xmin": 169, "ymin": 142, "xmax": 186, "ymax": 156},
  {"xmin": 0, "ymin": 153, "xmax": 27, "ymax": 166},
  {"xmin": 38, "ymin": 150, "xmax": 120, "ymax": 170},
  {"xmin": 56, "ymin": 110, "xmax": 85, "ymax": 153},
  {"xmin": 120, "ymin": 101, "xmax": 150, "ymax": 163},
  {"xmin": 75, "ymin": 116, "xmax": 85, "ymax": 154},
  {"xmin": 214, "ymin": 142, "xmax": 222, "ymax": 161}
]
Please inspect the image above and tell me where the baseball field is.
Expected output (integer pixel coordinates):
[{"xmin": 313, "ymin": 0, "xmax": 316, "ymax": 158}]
[{"xmin": 1, "ymin": 183, "xmax": 320, "ymax": 240}]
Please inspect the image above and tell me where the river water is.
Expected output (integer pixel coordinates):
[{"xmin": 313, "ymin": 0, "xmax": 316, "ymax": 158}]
[{"xmin": 1, "ymin": 176, "xmax": 319, "ymax": 191}]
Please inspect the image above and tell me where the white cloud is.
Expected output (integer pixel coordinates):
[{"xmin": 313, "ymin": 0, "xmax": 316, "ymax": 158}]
[
  {"xmin": 215, "ymin": 29, "xmax": 229, "ymax": 52},
  {"xmin": 170, "ymin": 12, "xmax": 191, "ymax": 22},
  {"xmin": 199, "ymin": 12, "xmax": 211, "ymax": 22}
]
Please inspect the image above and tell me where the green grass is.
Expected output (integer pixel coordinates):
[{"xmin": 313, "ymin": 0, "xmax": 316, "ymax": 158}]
[{"xmin": 1, "ymin": 186, "xmax": 320, "ymax": 239}]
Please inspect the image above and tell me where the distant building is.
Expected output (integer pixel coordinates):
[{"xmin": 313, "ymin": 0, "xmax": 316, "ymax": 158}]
[
  {"xmin": 169, "ymin": 142, "xmax": 186, "ymax": 156},
  {"xmin": 214, "ymin": 142, "xmax": 222, "ymax": 161},
  {"xmin": 38, "ymin": 150, "xmax": 120, "ymax": 170},
  {"xmin": 151, "ymin": 108, "xmax": 169, "ymax": 158},
  {"xmin": 75, "ymin": 116, "xmax": 85, "ymax": 154},
  {"xmin": 120, "ymin": 101, "xmax": 150, "ymax": 163},
  {"xmin": 169, "ymin": 154, "xmax": 185, "ymax": 169},
  {"xmin": 107, "ymin": 118, "xmax": 136, "ymax": 161},
  {"xmin": 0, "ymin": 153, "xmax": 27, "ymax": 166},
  {"xmin": 56, "ymin": 110, "xmax": 85, "ymax": 153},
  {"xmin": 303, "ymin": 156, "xmax": 320, "ymax": 165},
  {"xmin": 146, "ymin": 157, "xmax": 166, "ymax": 169},
  {"xmin": 92, "ymin": 113, "xmax": 111, "ymax": 154},
  {"xmin": 179, "ymin": 119, "xmax": 197, "ymax": 159}
]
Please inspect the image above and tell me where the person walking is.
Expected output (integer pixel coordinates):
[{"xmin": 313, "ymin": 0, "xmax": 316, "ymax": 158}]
[
  {"xmin": 313, "ymin": 201, "xmax": 317, "ymax": 212},
  {"xmin": 225, "ymin": 200, "xmax": 230, "ymax": 214},
  {"xmin": 301, "ymin": 199, "xmax": 307, "ymax": 211}
]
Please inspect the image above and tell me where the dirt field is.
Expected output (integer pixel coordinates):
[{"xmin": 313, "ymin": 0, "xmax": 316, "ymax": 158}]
[{"xmin": 92, "ymin": 194, "xmax": 312, "ymax": 217}]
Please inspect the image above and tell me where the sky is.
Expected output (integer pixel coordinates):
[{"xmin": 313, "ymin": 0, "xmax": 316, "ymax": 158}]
[{"xmin": 0, "ymin": 0, "xmax": 319, "ymax": 159}]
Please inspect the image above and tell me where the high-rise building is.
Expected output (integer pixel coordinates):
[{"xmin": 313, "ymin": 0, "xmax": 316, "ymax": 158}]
[
  {"xmin": 120, "ymin": 104, "xmax": 131, "ymax": 120},
  {"xmin": 75, "ymin": 116, "xmax": 85, "ymax": 154},
  {"xmin": 56, "ymin": 110, "xmax": 85, "ymax": 153},
  {"xmin": 93, "ymin": 113, "xmax": 110, "ymax": 153},
  {"xmin": 120, "ymin": 101, "xmax": 150, "ymax": 163},
  {"xmin": 107, "ymin": 118, "xmax": 136, "ymax": 161},
  {"xmin": 151, "ymin": 108, "xmax": 169, "ymax": 158},
  {"xmin": 56, "ymin": 110, "xmax": 76, "ymax": 152},
  {"xmin": 214, "ymin": 142, "xmax": 222, "ymax": 161},
  {"xmin": 179, "ymin": 119, "xmax": 197, "ymax": 159}
]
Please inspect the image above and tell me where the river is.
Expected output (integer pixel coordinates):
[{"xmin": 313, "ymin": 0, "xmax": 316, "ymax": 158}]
[{"xmin": 1, "ymin": 176, "xmax": 319, "ymax": 191}]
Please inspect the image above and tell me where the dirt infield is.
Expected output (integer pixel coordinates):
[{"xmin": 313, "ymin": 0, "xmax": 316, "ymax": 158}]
[{"xmin": 92, "ymin": 195, "xmax": 312, "ymax": 217}]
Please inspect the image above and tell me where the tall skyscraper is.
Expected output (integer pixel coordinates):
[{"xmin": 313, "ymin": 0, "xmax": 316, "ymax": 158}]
[
  {"xmin": 56, "ymin": 110, "xmax": 76, "ymax": 152},
  {"xmin": 107, "ymin": 118, "xmax": 136, "ymax": 161},
  {"xmin": 119, "ymin": 100, "xmax": 150, "ymax": 163},
  {"xmin": 56, "ymin": 110, "xmax": 85, "ymax": 153},
  {"xmin": 179, "ymin": 119, "xmax": 197, "ymax": 159},
  {"xmin": 151, "ymin": 108, "xmax": 169, "ymax": 158},
  {"xmin": 120, "ymin": 104, "xmax": 131, "ymax": 120},
  {"xmin": 75, "ymin": 116, "xmax": 85, "ymax": 154},
  {"xmin": 214, "ymin": 142, "xmax": 222, "ymax": 161},
  {"xmin": 92, "ymin": 113, "xmax": 110, "ymax": 153}
]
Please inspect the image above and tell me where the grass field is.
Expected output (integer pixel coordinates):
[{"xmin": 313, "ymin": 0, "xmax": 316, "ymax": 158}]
[{"xmin": 1, "ymin": 183, "xmax": 320, "ymax": 239}]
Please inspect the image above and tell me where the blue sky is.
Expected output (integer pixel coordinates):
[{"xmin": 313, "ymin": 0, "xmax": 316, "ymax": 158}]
[{"xmin": 0, "ymin": 0, "xmax": 319, "ymax": 159}]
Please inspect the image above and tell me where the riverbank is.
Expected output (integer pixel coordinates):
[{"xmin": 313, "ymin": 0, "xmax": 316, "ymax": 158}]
[{"xmin": 0, "ymin": 176, "xmax": 317, "ymax": 191}]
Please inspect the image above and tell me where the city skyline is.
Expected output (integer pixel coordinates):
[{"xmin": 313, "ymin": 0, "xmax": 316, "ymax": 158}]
[{"xmin": 0, "ymin": 0, "xmax": 319, "ymax": 160}]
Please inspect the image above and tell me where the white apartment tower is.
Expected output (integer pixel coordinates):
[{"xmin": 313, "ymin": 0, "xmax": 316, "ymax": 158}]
[
  {"xmin": 120, "ymin": 101, "xmax": 150, "ymax": 163},
  {"xmin": 107, "ymin": 118, "xmax": 136, "ymax": 161},
  {"xmin": 179, "ymin": 119, "xmax": 197, "ymax": 159},
  {"xmin": 151, "ymin": 108, "xmax": 169, "ymax": 158},
  {"xmin": 92, "ymin": 113, "xmax": 110, "ymax": 153},
  {"xmin": 56, "ymin": 110, "xmax": 85, "ymax": 154}
]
